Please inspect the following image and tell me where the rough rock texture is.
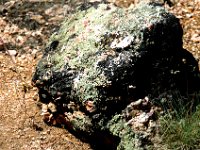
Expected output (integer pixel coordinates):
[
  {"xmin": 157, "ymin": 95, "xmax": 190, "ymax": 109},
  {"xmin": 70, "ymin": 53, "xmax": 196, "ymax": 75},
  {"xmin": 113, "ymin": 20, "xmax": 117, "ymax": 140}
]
[{"xmin": 32, "ymin": 2, "xmax": 200, "ymax": 149}]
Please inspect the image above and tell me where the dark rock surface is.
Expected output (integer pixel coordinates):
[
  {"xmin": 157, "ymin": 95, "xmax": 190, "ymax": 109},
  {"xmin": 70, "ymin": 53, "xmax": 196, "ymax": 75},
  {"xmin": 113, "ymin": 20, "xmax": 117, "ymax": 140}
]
[{"xmin": 32, "ymin": 1, "xmax": 200, "ymax": 149}]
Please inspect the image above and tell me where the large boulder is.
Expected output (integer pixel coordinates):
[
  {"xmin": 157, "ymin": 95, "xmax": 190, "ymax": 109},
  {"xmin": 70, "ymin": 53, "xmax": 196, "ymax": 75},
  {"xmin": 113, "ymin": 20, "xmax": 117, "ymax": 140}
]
[{"xmin": 32, "ymin": 1, "xmax": 200, "ymax": 149}]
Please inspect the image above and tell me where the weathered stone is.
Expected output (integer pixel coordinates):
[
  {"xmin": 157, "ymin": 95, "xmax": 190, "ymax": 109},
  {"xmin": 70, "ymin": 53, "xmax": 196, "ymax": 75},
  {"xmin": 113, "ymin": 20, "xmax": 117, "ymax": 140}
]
[{"xmin": 32, "ymin": 1, "xmax": 200, "ymax": 149}]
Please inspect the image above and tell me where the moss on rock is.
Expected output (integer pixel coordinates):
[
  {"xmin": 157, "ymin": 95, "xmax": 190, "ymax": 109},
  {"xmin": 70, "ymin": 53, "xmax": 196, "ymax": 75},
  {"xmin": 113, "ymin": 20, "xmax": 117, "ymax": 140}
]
[{"xmin": 32, "ymin": 1, "xmax": 200, "ymax": 149}]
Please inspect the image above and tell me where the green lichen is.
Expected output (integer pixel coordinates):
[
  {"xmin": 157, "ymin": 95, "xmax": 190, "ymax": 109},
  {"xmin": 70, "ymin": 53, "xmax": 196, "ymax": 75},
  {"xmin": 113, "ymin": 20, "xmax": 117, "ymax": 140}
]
[
  {"xmin": 41, "ymin": 3, "xmax": 175, "ymax": 106},
  {"xmin": 70, "ymin": 113, "xmax": 94, "ymax": 133},
  {"xmin": 33, "ymin": 2, "xmax": 189, "ymax": 149},
  {"xmin": 107, "ymin": 114, "xmax": 135, "ymax": 150}
]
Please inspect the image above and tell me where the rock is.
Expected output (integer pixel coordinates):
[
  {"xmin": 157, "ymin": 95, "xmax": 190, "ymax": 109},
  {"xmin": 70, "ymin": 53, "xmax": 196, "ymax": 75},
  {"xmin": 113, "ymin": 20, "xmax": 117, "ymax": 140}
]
[{"xmin": 32, "ymin": 1, "xmax": 200, "ymax": 149}]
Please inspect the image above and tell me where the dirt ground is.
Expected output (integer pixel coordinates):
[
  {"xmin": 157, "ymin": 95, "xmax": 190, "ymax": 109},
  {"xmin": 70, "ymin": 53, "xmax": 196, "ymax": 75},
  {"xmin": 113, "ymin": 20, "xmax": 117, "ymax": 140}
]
[{"xmin": 0, "ymin": 0, "xmax": 199, "ymax": 150}]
